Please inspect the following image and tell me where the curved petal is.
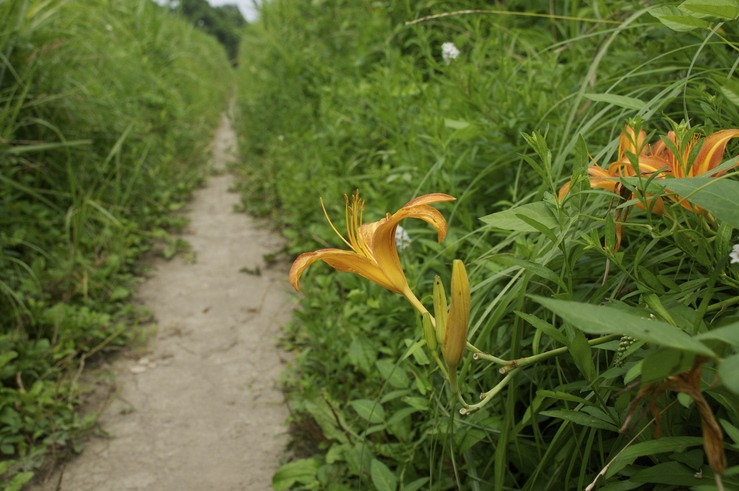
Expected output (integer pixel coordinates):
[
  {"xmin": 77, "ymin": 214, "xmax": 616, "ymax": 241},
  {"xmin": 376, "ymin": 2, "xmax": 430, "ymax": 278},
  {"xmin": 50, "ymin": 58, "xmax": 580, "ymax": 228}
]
[
  {"xmin": 402, "ymin": 193, "xmax": 456, "ymax": 208},
  {"xmin": 589, "ymin": 177, "xmax": 620, "ymax": 193},
  {"xmin": 692, "ymin": 129, "xmax": 739, "ymax": 176},
  {"xmin": 362, "ymin": 217, "xmax": 408, "ymax": 294},
  {"xmin": 321, "ymin": 251, "xmax": 400, "ymax": 293},
  {"xmin": 289, "ymin": 248, "xmax": 396, "ymax": 292},
  {"xmin": 619, "ymin": 125, "xmax": 648, "ymax": 161},
  {"xmin": 557, "ymin": 181, "xmax": 573, "ymax": 200},
  {"xmin": 651, "ymin": 131, "xmax": 677, "ymax": 161}
]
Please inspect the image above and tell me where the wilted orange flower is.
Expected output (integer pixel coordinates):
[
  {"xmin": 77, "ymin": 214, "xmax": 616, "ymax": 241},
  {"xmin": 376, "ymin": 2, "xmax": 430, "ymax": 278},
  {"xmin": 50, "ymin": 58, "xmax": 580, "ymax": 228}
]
[{"xmin": 289, "ymin": 191, "xmax": 455, "ymax": 314}]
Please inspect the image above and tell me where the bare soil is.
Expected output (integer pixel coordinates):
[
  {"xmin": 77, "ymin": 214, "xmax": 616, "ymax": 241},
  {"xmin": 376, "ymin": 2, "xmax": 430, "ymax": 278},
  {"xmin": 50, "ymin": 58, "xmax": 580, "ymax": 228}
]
[{"xmin": 30, "ymin": 113, "xmax": 292, "ymax": 491}]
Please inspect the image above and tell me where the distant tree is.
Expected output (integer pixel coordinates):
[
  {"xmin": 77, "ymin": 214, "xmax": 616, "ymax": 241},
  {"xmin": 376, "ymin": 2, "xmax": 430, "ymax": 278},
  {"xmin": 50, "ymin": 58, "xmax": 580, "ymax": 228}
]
[{"xmin": 174, "ymin": 0, "xmax": 247, "ymax": 65}]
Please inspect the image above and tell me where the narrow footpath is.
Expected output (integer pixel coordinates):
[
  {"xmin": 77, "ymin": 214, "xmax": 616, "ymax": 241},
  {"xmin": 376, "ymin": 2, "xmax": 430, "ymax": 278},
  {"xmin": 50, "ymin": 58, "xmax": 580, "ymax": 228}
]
[{"xmin": 32, "ymin": 113, "xmax": 292, "ymax": 490}]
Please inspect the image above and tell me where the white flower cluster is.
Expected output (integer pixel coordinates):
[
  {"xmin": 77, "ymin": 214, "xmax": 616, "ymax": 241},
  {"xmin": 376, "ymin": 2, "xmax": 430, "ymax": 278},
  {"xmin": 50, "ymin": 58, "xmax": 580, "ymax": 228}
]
[
  {"xmin": 395, "ymin": 225, "xmax": 412, "ymax": 251},
  {"xmin": 441, "ymin": 42, "xmax": 460, "ymax": 64},
  {"xmin": 731, "ymin": 243, "xmax": 739, "ymax": 264}
]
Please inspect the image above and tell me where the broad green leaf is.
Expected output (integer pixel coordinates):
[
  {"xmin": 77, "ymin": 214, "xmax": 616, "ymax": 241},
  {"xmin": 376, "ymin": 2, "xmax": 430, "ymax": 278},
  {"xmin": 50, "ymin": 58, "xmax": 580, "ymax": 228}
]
[
  {"xmin": 515, "ymin": 311, "xmax": 568, "ymax": 344},
  {"xmin": 537, "ymin": 390, "xmax": 594, "ymax": 406},
  {"xmin": 540, "ymin": 409, "xmax": 620, "ymax": 431},
  {"xmin": 0, "ymin": 351, "xmax": 18, "ymax": 369},
  {"xmin": 493, "ymin": 257, "xmax": 566, "ymax": 290},
  {"xmin": 720, "ymin": 78, "xmax": 739, "ymax": 106},
  {"xmin": 584, "ymin": 93, "xmax": 646, "ymax": 111},
  {"xmin": 272, "ymin": 458, "xmax": 320, "ymax": 490},
  {"xmin": 718, "ymin": 353, "xmax": 739, "ymax": 394},
  {"xmin": 649, "ymin": 6, "xmax": 712, "ymax": 30},
  {"xmin": 350, "ymin": 399, "xmax": 385, "ymax": 424},
  {"xmin": 480, "ymin": 201, "xmax": 559, "ymax": 232},
  {"xmin": 531, "ymin": 296, "xmax": 715, "ymax": 356},
  {"xmin": 640, "ymin": 348, "xmax": 695, "ymax": 385},
  {"xmin": 444, "ymin": 118, "xmax": 470, "ymax": 130},
  {"xmin": 371, "ymin": 458, "xmax": 398, "ymax": 491},
  {"xmin": 679, "ymin": 0, "xmax": 739, "ymax": 19},
  {"xmin": 605, "ymin": 436, "xmax": 703, "ymax": 478},
  {"xmin": 401, "ymin": 477, "xmax": 430, "ymax": 491},
  {"xmin": 346, "ymin": 442, "xmax": 375, "ymax": 476},
  {"xmin": 630, "ymin": 461, "xmax": 704, "ymax": 485},
  {"xmin": 696, "ymin": 322, "xmax": 739, "ymax": 346},
  {"xmin": 654, "ymin": 178, "xmax": 739, "ymax": 229},
  {"xmin": 375, "ymin": 359, "xmax": 410, "ymax": 389},
  {"xmin": 569, "ymin": 330, "xmax": 596, "ymax": 382},
  {"xmin": 401, "ymin": 338, "xmax": 430, "ymax": 365},
  {"xmin": 720, "ymin": 419, "xmax": 739, "ymax": 444},
  {"xmin": 304, "ymin": 396, "xmax": 349, "ymax": 443},
  {"xmin": 348, "ymin": 336, "xmax": 377, "ymax": 373}
]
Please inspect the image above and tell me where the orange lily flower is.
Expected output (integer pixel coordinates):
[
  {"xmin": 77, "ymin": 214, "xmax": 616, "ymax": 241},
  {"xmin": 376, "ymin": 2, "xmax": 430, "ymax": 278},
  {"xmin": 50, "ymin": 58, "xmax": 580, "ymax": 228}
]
[
  {"xmin": 289, "ymin": 191, "xmax": 456, "ymax": 314},
  {"xmin": 651, "ymin": 128, "xmax": 739, "ymax": 178},
  {"xmin": 559, "ymin": 125, "xmax": 667, "ymax": 206},
  {"xmin": 559, "ymin": 124, "xmax": 739, "ymax": 250}
]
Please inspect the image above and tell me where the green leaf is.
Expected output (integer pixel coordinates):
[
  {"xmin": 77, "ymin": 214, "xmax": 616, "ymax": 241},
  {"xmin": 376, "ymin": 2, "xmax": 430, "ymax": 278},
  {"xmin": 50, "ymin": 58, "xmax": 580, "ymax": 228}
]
[
  {"xmin": 493, "ymin": 257, "xmax": 566, "ymax": 290},
  {"xmin": 515, "ymin": 311, "xmax": 568, "ymax": 344},
  {"xmin": 569, "ymin": 330, "xmax": 596, "ymax": 382},
  {"xmin": 696, "ymin": 322, "xmax": 739, "ymax": 346},
  {"xmin": 537, "ymin": 390, "xmax": 594, "ymax": 406},
  {"xmin": 630, "ymin": 461, "xmax": 704, "ymax": 485},
  {"xmin": 375, "ymin": 359, "xmax": 410, "ymax": 389},
  {"xmin": 401, "ymin": 477, "xmax": 430, "ymax": 491},
  {"xmin": 531, "ymin": 296, "xmax": 715, "ymax": 356},
  {"xmin": 371, "ymin": 459, "xmax": 398, "ymax": 491},
  {"xmin": 649, "ymin": 6, "xmax": 712, "ymax": 30},
  {"xmin": 272, "ymin": 458, "xmax": 320, "ymax": 490},
  {"xmin": 605, "ymin": 436, "xmax": 704, "ymax": 478},
  {"xmin": 583, "ymin": 93, "xmax": 646, "ymax": 111},
  {"xmin": 718, "ymin": 353, "xmax": 739, "ymax": 394},
  {"xmin": 640, "ymin": 348, "xmax": 695, "ymax": 385},
  {"xmin": 679, "ymin": 0, "xmax": 739, "ymax": 19},
  {"xmin": 350, "ymin": 399, "xmax": 385, "ymax": 424},
  {"xmin": 480, "ymin": 201, "xmax": 559, "ymax": 232},
  {"xmin": 540, "ymin": 409, "xmax": 620, "ymax": 431},
  {"xmin": 304, "ymin": 396, "xmax": 349, "ymax": 444},
  {"xmin": 720, "ymin": 77, "xmax": 739, "ymax": 106},
  {"xmin": 720, "ymin": 418, "xmax": 739, "ymax": 444},
  {"xmin": 654, "ymin": 178, "xmax": 739, "ymax": 229},
  {"xmin": 444, "ymin": 118, "xmax": 470, "ymax": 130},
  {"xmin": 348, "ymin": 337, "xmax": 377, "ymax": 373}
]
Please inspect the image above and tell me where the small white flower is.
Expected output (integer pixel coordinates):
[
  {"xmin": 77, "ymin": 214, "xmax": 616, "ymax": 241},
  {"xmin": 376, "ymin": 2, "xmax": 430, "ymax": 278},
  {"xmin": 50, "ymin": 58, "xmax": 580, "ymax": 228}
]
[
  {"xmin": 395, "ymin": 225, "xmax": 412, "ymax": 251},
  {"xmin": 730, "ymin": 244, "xmax": 739, "ymax": 264},
  {"xmin": 441, "ymin": 42, "xmax": 460, "ymax": 64}
]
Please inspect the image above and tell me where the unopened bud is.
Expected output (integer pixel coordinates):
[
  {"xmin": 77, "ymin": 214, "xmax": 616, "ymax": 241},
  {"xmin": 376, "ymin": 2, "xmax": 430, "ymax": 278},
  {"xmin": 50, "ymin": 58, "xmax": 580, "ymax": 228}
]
[
  {"xmin": 422, "ymin": 312, "xmax": 437, "ymax": 351},
  {"xmin": 442, "ymin": 260, "xmax": 470, "ymax": 371},
  {"xmin": 432, "ymin": 275, "xmax": 447, "ymax": 346}
]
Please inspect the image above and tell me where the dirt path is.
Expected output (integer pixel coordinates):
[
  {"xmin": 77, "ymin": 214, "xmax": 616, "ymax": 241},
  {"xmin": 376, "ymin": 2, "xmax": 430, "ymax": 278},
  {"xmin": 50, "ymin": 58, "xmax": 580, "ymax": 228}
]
[{"xmin": 31, "ymin": 113, "xmax": 292, "ymax": 490}]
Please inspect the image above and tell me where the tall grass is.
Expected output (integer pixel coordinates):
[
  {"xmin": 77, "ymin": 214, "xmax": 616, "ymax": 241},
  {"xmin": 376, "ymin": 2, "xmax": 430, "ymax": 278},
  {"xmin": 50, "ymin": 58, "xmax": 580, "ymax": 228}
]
[
  {"xmin": 237, "ymin": 1, "xmax": 738, "ymax": 489},
  {"xmin": 0, "ymin": 0, "xmax": 232, "ymax": 486}
]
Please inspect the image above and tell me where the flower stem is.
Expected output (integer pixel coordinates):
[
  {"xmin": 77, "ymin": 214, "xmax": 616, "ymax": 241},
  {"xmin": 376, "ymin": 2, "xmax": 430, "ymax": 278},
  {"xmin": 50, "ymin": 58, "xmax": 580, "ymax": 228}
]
[
  {"xmin": 459, "ymin": 370, "xmax": 517, "ymax": 415},
  {"xmin": 498, "ymin": 334, "xmax": 619, "ymax": 373}
]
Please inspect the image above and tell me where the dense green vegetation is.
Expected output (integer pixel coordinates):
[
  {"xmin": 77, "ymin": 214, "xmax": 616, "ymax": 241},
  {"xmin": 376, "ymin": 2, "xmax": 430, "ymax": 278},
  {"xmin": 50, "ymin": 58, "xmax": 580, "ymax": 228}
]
[
  {"xmin": 236, "ymin": 1, "xmax": 739, "ymax": 490},
  {"xmin": 172, "ymin": 0, "xmax": 247, "ymax": 64},
  {"xmin": 0, "ymin": 0, "xmax": 231, "ymax": 487}
]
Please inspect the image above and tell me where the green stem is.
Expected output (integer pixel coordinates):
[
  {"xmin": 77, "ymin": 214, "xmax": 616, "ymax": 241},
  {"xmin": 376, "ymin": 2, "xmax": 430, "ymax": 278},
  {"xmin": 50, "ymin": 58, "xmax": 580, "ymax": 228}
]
[
  {"xmin": 460, "ymin": 370, "xmax": 517, "ymax": 415},
  {"xmin": 467, "ymin": 341, "xmax": 508, "ymax": 365},
  {"xmin": 498, "ymin": 334, "xmax": 619, "ymax": 373}
]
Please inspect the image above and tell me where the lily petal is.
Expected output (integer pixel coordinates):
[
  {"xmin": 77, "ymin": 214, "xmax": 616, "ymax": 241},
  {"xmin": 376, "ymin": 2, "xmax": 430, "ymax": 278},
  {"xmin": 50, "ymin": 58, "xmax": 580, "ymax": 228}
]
[
  {"xmin": 618, "ymin": 125, "xmax": 648, "ymax": 161},
  {"xmin": 692, "ymin": 129, "xmax": 739, "ymax": 176},
  {"xmin": 289, "ymin": 248, "xmax": 396, "ymax": 292}
]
